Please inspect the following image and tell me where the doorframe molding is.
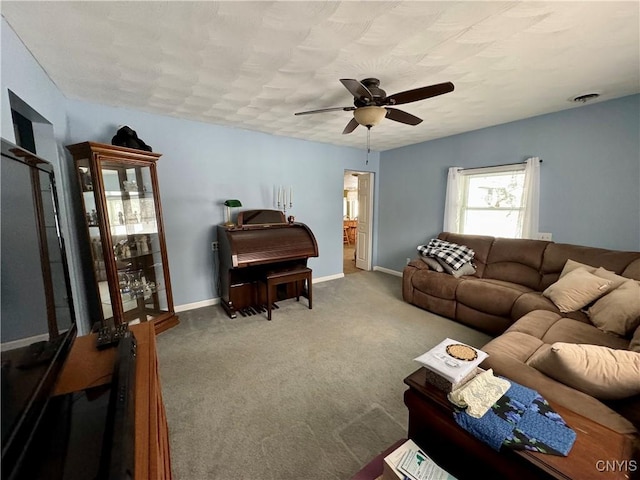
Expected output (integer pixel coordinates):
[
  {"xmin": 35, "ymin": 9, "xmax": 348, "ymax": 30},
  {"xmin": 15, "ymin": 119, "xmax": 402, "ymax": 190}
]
[{"xmin": 356, "ymin": 171, "xmax": 374, "ymax": 271}]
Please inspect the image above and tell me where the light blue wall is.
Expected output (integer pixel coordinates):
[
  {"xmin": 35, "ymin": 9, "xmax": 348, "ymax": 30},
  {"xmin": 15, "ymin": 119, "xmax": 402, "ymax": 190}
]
[
  {"xmin": 1, "ymin": 18, "xmax": 94, "ymax": 334},
  {"xmin": 5, "ymin": 13, "xmax": 639, "ymax": 316},
  {"xmin": 63, "ymin": 100, "xmax": 380, "ymax": 308},
  {"xmin": 378, "ymin": 95, "xmax": 640, "ymax": 272},
  {"xmin": 2, "ymin": 15, "xmax": 380, "ymax": 316},
  {"xmin": 0, "ymin": 20, "xmax": 67, "ymax": 143}
]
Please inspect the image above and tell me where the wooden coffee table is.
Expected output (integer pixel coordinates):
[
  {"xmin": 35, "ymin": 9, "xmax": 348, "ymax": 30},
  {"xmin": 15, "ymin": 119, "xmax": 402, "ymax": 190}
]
[{"xmin": 404, "ymin": 367, "xmax": 638, "ymax": 480}]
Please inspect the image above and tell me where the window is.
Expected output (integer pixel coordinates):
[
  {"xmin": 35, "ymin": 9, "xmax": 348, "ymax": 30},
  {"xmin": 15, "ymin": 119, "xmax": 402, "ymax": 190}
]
[
  {"xmin": 11, "ymin": 109, "xmax": 36, "ymax": 154},
  {"xmin": 8, "ymin": 90, "xmax": 56, "ymax": 157},
  {"xmin": 444, "ymin": 158, "xmax": 541, "ymax": 239},
  {"xmin": 461, "ymin": 165, "xmax": 526, "ymax": 237}
]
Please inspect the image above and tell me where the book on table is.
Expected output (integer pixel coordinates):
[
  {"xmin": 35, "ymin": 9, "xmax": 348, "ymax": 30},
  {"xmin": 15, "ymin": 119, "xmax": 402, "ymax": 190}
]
[{"xmin": 413, "ymin": 338, "xmax": 487, "ymax": 385}]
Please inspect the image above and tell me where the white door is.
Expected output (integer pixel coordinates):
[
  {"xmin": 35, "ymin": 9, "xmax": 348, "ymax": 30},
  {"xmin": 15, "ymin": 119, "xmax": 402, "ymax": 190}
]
[{"xmin": 356, "ymin": 172, "xmax": 373, "ymax": 270}]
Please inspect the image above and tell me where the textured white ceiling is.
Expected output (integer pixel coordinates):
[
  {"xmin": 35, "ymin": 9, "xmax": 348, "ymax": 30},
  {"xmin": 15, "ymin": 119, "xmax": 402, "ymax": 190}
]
[{"xmin": 2, "ymin": 1, "xmax": 639, "ymax": 151}]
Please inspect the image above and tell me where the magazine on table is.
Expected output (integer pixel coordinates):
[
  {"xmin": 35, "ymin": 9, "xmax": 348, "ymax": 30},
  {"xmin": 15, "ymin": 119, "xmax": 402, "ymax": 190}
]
[{"xmin": 384, "ymin": 439, "xmax": 456, "ymax": 480}]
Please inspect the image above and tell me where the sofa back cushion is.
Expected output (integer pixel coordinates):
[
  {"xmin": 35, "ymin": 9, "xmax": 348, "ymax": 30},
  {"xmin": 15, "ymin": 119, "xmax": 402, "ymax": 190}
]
[
  {"xmin": 435, "ymin": 233, "xmax": 640, "ymax": 291},
  {"xmin": 540, "ymin": 243, "xmax": 640, "ymax": 290},
  {"xmin": 438, "ymin": 232, "xmax": 494, "ymax": 277},
  {"xmin": 482, "ymin": 237, "xmax": 549, "ymax": 290},
  {"xmin": 622, "ymin": 258, "xmax": 640, "ymax": 280}
]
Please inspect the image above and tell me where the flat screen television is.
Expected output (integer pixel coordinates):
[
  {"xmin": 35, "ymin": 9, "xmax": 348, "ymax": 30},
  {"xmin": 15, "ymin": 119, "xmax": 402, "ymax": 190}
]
[{"xmin": 1, "ymin": 140, "xmax": 77, "ymax": 479}]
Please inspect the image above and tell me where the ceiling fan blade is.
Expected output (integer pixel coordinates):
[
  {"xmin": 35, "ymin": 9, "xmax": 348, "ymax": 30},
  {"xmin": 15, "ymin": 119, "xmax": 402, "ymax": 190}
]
[
  {"xmin": 342, "ymin": 118, "xmax": 359, "ymax": 134},
  {"xmin": 340, "ymin": 79, "xmax": 373, "ymax": 102},
  {"xmin": 385, "ymin": 82, "xmax": 454, "ymax": 106},
  {"xmin": 385, "ymin": 108, "xmax": 423, "ymax": 126},
  {"xmin": 295, "ymin": 106, "xmax": 355, "ymax": 116}
]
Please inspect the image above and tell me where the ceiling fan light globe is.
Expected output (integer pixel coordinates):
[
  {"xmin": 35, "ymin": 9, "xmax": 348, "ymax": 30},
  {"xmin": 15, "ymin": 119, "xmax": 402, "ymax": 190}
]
[{"xmin": 353, "ymin": 106, "xmax": 386, "ymax": 127}]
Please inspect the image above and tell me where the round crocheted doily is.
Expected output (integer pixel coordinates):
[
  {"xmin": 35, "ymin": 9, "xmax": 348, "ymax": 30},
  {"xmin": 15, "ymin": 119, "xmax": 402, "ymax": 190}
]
[{"xmin": 446, "ymin": 344, "xmax": 478, "ymax": 361}]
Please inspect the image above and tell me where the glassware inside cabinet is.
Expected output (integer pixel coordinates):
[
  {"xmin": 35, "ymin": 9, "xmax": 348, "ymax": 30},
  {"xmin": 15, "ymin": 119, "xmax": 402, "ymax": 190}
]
[
  {"xmin": 77, "ymin": 159, "xmax": 111, "ymax": 321},
  {"xmin": 100, "ymin": 161, "xmax": 168, "ymax": 324}
]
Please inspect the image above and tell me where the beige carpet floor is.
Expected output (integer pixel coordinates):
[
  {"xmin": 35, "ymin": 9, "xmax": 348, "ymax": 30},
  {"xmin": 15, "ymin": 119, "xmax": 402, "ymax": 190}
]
[{"xmin": 155, "ymin": 271, "xmax": 491, "ymax": 479}]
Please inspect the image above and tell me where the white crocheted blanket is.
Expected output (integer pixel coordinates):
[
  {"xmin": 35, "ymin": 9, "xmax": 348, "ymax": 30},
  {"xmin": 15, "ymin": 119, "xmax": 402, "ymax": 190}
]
[{"xmin": 448, "ymin": 369, "xmax": 511, "ymax": 418}]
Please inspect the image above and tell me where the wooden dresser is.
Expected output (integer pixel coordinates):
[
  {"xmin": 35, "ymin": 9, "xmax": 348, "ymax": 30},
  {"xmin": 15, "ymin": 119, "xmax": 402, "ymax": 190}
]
[{"xmin": 54, "ymin": 322, "xmax": 172, "ymax": 479}]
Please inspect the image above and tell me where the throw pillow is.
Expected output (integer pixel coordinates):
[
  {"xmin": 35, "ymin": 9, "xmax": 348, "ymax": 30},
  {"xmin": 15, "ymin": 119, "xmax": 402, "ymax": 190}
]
[
  {"xmin": 630, "ymin": 325, "xmax": 640, "ymax": 353},
  {"xmin": 542, "ymin": 267, "xmax": 612, "ymax": 313},
  {"xmin": 527, "ymin": 343, "xmax": 640, "ymax": 400},
  {"xmin": 592, "ymin": 267, "xmax": 628, "ymax": 291},
  {"xmin": 587, "ymin": 280, "xmax": 640, "ymax": 336},
  {"xmin": 420, "ymin": 256, "xmax": 444, "ymax": 272},
  {"xmin": 436, "ymin": 258, "xmax": 476, "ymax": 278},
  {"xmin": 559, "ymin": 259, "xmax": 597, "ymax": 278}
]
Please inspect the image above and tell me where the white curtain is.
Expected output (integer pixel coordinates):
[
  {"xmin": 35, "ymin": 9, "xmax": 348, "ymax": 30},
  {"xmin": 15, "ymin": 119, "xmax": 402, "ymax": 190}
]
[
  {"xmin": 519, "ymin": 157, "xmax": 541, "ymax": 239},
  {"xmin": 443, "ymin": 167, "xmax": 463, "ymax": 233}
]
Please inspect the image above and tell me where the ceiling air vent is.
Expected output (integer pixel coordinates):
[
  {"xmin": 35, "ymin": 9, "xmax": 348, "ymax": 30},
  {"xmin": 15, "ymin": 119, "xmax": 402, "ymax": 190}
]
[{"xmin": 572, "ymin": 93, "xmax": 600, "ymax": 103}]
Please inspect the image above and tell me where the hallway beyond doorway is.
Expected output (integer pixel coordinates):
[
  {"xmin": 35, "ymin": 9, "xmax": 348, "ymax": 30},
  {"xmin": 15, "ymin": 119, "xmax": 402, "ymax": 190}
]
[{"xmin": 343, "ymin": 244, "xmax": 359, "ymax": 275}]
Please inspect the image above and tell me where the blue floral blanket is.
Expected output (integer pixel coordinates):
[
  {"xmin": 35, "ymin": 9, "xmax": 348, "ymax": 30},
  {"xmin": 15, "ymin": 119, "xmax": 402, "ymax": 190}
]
[{"xmin": 453, "ymin": 380, "xmax": 577, "ymax": 456}]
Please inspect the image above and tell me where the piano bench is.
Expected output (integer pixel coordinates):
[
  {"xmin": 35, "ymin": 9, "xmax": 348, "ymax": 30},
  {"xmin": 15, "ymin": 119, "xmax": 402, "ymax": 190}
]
[{"xmin": 263, "ymin": 267, "xmax": 312, "ymax": 320}]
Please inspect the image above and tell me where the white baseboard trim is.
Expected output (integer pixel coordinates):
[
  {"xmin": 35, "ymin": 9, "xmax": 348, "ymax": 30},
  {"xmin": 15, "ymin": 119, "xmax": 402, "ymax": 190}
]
[
  {"xmin": 174, "ymin": 273, "xmax": 345, "ymax": 312},
  {"xmin": 313, "ymin": 273, "xmax": 344, "ymax": 283},
  {"xmin": 373, "ymin": 266, "xmax": 403, "ymax": 277},
  {"xmin": 175, "ymin": 297, "xmax": 220, "ymax": 313}
]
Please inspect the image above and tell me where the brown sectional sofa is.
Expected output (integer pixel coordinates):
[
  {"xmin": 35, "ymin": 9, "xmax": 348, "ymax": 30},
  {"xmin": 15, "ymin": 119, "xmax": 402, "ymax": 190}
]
[
  {"xmin": 402, "ymin": 232, "xmax": 640, "ymax": 435},
  {"xmin": 403, "ymin": 232, "xmax": 640, "ymax": 336}
]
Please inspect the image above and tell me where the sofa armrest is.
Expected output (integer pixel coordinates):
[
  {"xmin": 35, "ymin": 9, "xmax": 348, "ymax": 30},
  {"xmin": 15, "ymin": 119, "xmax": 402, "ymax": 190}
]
[{"xmin": 403, "ymin": 261, "xmax": 423, "ymax": 303}]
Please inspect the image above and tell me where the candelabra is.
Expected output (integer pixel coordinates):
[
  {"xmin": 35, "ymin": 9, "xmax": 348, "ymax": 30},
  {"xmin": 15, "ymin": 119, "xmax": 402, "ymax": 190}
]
[
  {"xmin": 277, "ymin": 198, "xmax": 293, "ymax": 216},
  {"xmin": 276, "ymin": 186, "xmax": 293, "ymax": 216}
]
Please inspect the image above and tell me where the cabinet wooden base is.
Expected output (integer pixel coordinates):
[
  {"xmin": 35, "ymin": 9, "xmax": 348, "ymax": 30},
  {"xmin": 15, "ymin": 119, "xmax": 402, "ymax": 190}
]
[{"xmin": 153, "ymin": 313, "xmax": 180, "ymax": 334}]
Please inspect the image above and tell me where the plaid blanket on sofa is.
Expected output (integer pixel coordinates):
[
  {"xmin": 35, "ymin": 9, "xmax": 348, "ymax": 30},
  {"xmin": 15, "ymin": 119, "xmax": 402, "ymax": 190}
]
[{"xmin": 417, "ymin": 238, "xmax": 475, "ymax": 270}]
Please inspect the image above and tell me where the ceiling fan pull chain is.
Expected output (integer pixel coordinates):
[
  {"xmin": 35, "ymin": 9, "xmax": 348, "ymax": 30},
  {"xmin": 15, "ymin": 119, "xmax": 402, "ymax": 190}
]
[{"xmin": 366, "ymin": 126, "xmax": 371, "ymax": 165}]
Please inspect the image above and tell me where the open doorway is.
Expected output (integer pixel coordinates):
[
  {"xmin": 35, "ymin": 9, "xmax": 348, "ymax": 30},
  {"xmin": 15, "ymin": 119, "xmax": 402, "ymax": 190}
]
[{"xmin": 343, "ymin": 170, "xmax": 374, "ymax": 274}]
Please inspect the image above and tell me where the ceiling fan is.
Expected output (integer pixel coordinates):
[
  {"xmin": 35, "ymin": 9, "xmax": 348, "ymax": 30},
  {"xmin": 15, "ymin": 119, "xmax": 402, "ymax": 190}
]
[{"xmin": 294, "ymin": 78, "xmax": 454, "ymax": 134}]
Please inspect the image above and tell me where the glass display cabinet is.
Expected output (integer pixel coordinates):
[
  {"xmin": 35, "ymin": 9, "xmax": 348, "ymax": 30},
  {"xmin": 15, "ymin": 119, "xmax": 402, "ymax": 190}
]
[{"xmin": 66, "ymin": 142, "xmax": 178, "ymax": 333}]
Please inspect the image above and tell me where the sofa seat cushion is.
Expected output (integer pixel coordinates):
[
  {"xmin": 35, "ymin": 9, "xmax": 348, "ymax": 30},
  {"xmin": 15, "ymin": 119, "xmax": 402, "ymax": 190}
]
[
  {"xmin": 511, "ymin": 293, "xmax": 559, "ymax": 321},
  {"xmin": 410, "ymin": 270, "xmax": 462, "ymax": 300},
  {"xmin": 505, "ymin": 310, "xmax": 564, "ymax": 338},
  {"xmin": 456, "ymin": 279, "xmax": 532, "ymax": 316},
  {"xmin": 480, "ymin": 344, "xmax": 637, "ymax": 435},
  {"xmin": 541, "ymin": 318, "xmax": 629, "ymax": 350},
  {"xmin": 482, "ymin": 331, "xmax": 544, "ymax": 363},
  {"xmin": 507, "ymin": 310, "xmax": 629, "ymax": 349}
]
